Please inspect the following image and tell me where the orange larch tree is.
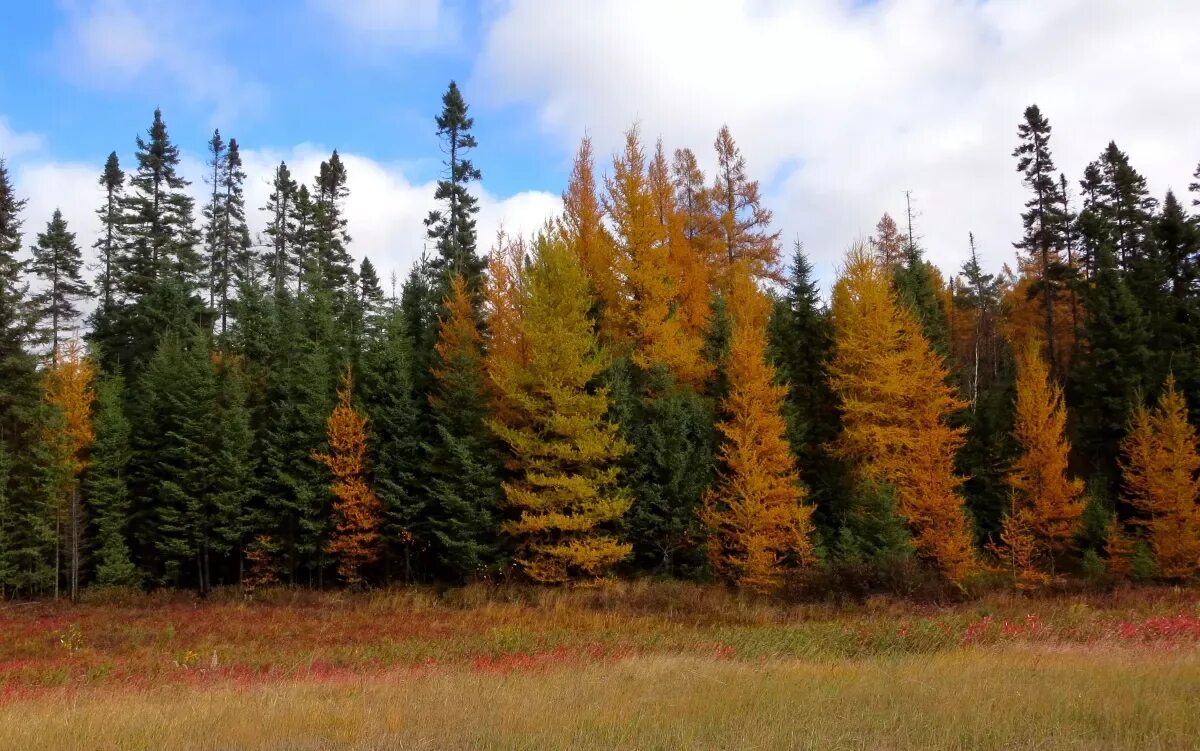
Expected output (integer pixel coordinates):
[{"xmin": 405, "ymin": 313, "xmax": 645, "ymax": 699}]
[
  {"xmin": 561, "ymin": 136, "xmax": 626, "ymax": 347},
  {"xmin": 1120, "ymin": 375, "xmax": 1200, "ymax": 579},
  {"xmin": 701, "ymin": 264, "xmax": 815, "ymax": 592},
  {"xmin": 312, "ymin": 369, "xmax": 382, "ymax": 586},
  {"xmin": 709, "ymin": 125, "xmax": 781, "ymax": 289},
  {"xmin": 1005, "ymin": 337, "xmax": 1085, "ymax": 565},
  {"xmin": 828, "ymin": 244, "xmax": 976, "ymax": 584},
  {"xmin": 870, "ymin": 213, "xmax": 905, "ymax": 270},
  {"xmin": 41, "ymin": 337, "xmax": 96, "ymax": 600}
]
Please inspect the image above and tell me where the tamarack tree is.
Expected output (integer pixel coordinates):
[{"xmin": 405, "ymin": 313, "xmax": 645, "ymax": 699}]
[
  {"xmin": 313, "ymin": 370, "xmax": 382, "ymax": 585},
  {"xmin": 701, "ymin": 265, "xmax": 815, "ymax": 592}
]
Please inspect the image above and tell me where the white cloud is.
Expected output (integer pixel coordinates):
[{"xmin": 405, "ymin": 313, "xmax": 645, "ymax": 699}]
[
  {"xmin": 475, "ymin": 0, "xmax": 1200, "ymax": 291},
  {"xmin": 0, "ymin": 118, "xmax": 47, "ymax": 159},
  {"xmin": 10, "ymin": 141, "xmax": 559, "ymax": 293},
  {"xmin": 308, "ymin": 0, "xmax": 461, "ymax": 52},
  {"xmin": 53, "ymin": 0, "xmax": 267, "ymax": 124}
]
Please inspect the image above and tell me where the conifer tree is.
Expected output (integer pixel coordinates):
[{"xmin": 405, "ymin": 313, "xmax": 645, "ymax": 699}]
[
  {"xmin": 893, "ymin": 239, "xmax": 951, "ymax": 357},
  {"xmin": 263, "ymin": 161, "xmax": 298, "ymax": 297},
  {"xmin": 1005, "ymin": 337, "xmax": 1085, "ymax": 564},
  {"xmin": 214, "ymin": 137, "xmax": 250, "ymax": 337},
  {"xmin": 1097, "ymin": 142, "xmax": 1157, "ymax": 269},
  {"xmin": 562, "ymin": 137, "xmax": 624, "ymax": 345},
  {"xmin": 83, "ymin": 376, "xmax": 139, "ymax": 586},
  {"xmin": 1149, "ymin": 191, "xmax": 1200, "ymax": 413},
  {"xmin": 702, "ymin": 265, "xmax": 815, "ymax": 592},
  {"xmin": 870, "ymin": 213, "xmax": 905, "ymax": 270},
  {"xmin": 829, "ymin": 245, "xmax": 976, "ymax": 583},
  {"xmin": 30, "ymin": 210, "xmax": 90, "ymax": 361},
  {"xmin": 425, "ymin": 274, "xmax": 501, "ymax": 579},
  {"xmin": 313, "ymin": 370, "xmax": 381, "ymax": 586},
  {"xmin": 489, "ymin": 234, "xmax": 631, "ymax": 583},
  {"xmin": 709, "ymin": 126, "xmax": 779, "ymax": 287},
  {"xmin": 290, "ymin": 184, "xmax": 314, "ymax": 296},
  {"xmin": 1120, "ymin": 376, "xmax": 1200, "ymax": 579},
  {"xmin": 203, "ymin": 129, "xmax": 228, "ymax": 312},
  {"xmin": 425, "ymin": 81, "xmax": 483, "ymax": 293},
  {"xmin": 1013, "ymin": 104, "xmax": 1069, "ymax": 377},
  {"xmin": 310, "ymin": 152, "xmax": 355, "ymax": 296},
  {"xmin": 93, "ymin": 152, "xmax": 126, "ymax": 314},
  {"xmin": 41, "ymin": 339, "xmax": 96, "ymax": 599}
]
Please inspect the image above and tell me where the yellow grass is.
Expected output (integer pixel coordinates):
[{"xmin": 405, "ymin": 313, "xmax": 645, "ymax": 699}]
[{"xmin": 4, "ymin": 646, "xmax": 1199, "ymax": 750}]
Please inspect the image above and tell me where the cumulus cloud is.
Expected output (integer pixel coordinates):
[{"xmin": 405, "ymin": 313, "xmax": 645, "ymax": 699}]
[
  {"xmin": 475, "ymin": 0, "xmax": 1200, "ymax": 289},
  {"xmin": 10, "ymin": 140, "xmax": 559, "ymax": 291},
  {"xmin": 53, "ymin": 0, "xmax": 267, "ymax": 124},
  {"xmin": 0, "ymin": 118, "xmax": 47, "ymax": 159}
]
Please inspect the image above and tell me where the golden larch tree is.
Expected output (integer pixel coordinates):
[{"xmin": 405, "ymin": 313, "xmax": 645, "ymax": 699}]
[
  {"xmin": 701, "ymin": 265, "xmax": 815, "ymax": 592},
  {"xmin": 41, "ymin": 337, "xmax": 96, "ymax": 600},
  {"xmin": 1120, "ymin": 375, "xmax": 1200, "ymax": 579},
  {"xmin": 828, "ymin": 244, "xmax": 976, "ymax": 583},
  {"xmin": 1005, "ymin": 336, "xmax": 1085, "ymax": 558},
  {"xmin": 870, "ymin": 213, "xmax": 905, "ymax": 270},
  {"xmin": 561, "ymin": 136, "xmax": 626, "ymax": 347},
  {"xmin": 312, "ymin": 369, "xmax": 382, "ymax": 586},
  {"xmin": 488, "ymin": 233, "xmax": 631, "ymax": 584},
  {"xmin": 484, "ymin": 232, "xmax": 529, "ymax": 424},
  {"xmin": 1001, "ymin": 258, "xmax": 1080, "ymax": 374},
  {"xmin": 710, "ymin": 125, "xmax": 781, "ymax": 289}
]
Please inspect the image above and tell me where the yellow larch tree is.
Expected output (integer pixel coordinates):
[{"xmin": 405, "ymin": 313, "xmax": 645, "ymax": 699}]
[
  {"xmin": 709, "ymin": 125, "xmax": 781, "ymax": 289},
  {"xmin": 561, "ymin": 136, "xmax": 626, "ymax": 347},
  {"xmin": 1120, "ymin": 375, "xmax": 1200, "ymax": 579},
  {"xmin": 484, "ymin": 232, "xmax": 528, "ymax": 424},
  {"xmin": 312, "ymin": 369, "xmax": 382, "ymax": 586},
  {"xmin": 1005, "ymin": 337, "xmax": 1085, "ymax": 561},
  {"xmin": 828, "ymin": 244, "xmax": 976, "ymax": 584},
  {"xmin": 1001, "ymin": 258, "xmax": 1081, "ymax": 374},
  {"xmin": 701, "ymin": 264, "xmax": 815, "ymax": 592},
  {"xmin": 488, "ymin": 233, "xmax": 631, "ymax": 584},
  {"xmin": 41, "ymin": 337, "xmax": 96, "ymax": 600}
]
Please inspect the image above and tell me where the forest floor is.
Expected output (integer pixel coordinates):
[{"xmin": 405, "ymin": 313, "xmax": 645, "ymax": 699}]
[{"xmin": 3, "ymin": 582, "xmax": 1200, "ymax": 749}]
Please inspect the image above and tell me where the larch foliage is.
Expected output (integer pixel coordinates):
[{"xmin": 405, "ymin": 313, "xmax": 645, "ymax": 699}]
[
  {"xmin": 484, "ymin": 232, "xmax": 528, "ymax": 424},
  {"xmin": 870, "ymin": 213, "xmax": 905, "ymax": 270},
  {"xmin": 709, "ymin": 126, "xmax": 780, "ymax": 288},
  {"xmin": 561, "ymin": 137, "xmax": 625, "ymax": 346},
  {"xmin": 828, "ymin": 245, "xmax": 976, "ymax": 584},
  {"xmin": 1120, "ymin": 375, "xmax": 1200, "ymax": 579},
  {"xmin": 312, "ymin": 370, "xmax": 382, "ymax": 585},
  {"xmin": 1005, "ymin": 337, "xmax": 1085, "ymax": 555},
  {"xmin": 488, "ymin": 234, "xmax": 631, "ymax": 584},
  {"xmin": 701, "ymin": 265, "xmax": 815, "ymax": 592},
  {"xmin": 42, "ymin": 339, "xmax": 97, "ymax": 478}
]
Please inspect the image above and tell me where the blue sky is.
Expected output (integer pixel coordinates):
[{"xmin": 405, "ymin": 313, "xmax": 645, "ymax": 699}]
[{"xmin": 3, "ymin": 0, "xmax": 1199, "ymax": 287}]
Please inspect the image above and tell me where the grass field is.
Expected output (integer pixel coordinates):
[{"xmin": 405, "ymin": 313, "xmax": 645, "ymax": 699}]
[{"xmin": 3, "ymin": 583, "xmax": 1200, "ymax": 749}]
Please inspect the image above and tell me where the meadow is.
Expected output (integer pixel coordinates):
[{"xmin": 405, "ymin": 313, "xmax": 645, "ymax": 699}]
[{"xmin": 3, "ymin": 583, "xmax": 1200, "ymax": 749}]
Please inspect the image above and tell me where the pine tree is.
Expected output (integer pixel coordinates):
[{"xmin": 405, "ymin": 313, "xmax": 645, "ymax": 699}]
[
  {"xmin": 489, "ymin": 234, "xmax": 631, "ymax": 583},
  {"xmin": 710, "ymin": 126, "xmax": 779, "ymax": 288},
  {"xmin": 1013, "ymin": 104, "xmax": 1069, "ymax": 378},
  {"xmin": 93, "ymin": 152, "xmax": 126, "ymax": 314},
  {"xmin": 702, "ymin": 265, "xmax": 815, "ymax": 592},
  {"xmin": 425, "ymin": 81, "xmax": 483, "ymax": 294},
  {"xmin": 263, "ymin": 161, "xmax": 298, "ymax": 297},
  {"xmin": 29, "ymin": 210, "xmax": 91, "ymax": 361},
  {"xmin": 829, "ymin": 244, "xmax": 976, "ymax": 583},
  {"xmin": 313, "ymin": 370, "xmax": 382, "ymax": 586},
  {"xmin": 1120, "ymin": 376, "xmax": 1200, "ymax": 580},
  {"xmin": 425, "ymin": 274, "xmax": 501, "ymax": 580},
  {"xmin": 83, "ymin": 376, "xmax": 139, "ymax": 586},
  {"xmin": 1005, "ymin": 337, "xmax": 1085, "ymax": 564}
]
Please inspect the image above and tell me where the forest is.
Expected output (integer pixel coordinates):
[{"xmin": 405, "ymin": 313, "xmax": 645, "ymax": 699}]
[{"xmin": 2, "ymin": 81, "xmax": 1200, "ymax": 600}]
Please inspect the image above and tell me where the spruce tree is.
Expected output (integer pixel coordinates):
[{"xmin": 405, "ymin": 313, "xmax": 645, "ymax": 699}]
[
  {"xmin": 310, "ymin": 152, "xmax": 354, "ymax": 296},
  {"xmin": 203, "ymin": 129, "xmax": 228, "ymax": 313},
  {"xmin": 1013, "ymin": 104, "xmax": 1069, "ymax": 377},
  {"xmin": 29, "ymin": 209, "xmax": 91, "ymax": 360},
  {"xmin": 93, "ymin": 152, "xmax": 126, "ymax": 313},
  {"xmin": 83, "ymin": 376, "xmax": 140, "ymax": 586},
  {"xmin": 263, "ymin": 161, "xmax": 298, "ymax": 297},
  {"xmin": 425, "ymin": 81, "xmax": 483, "ymax": 294},
  {"xmin": 290, "ymin": 184, "xmax": 314, "ymax": 296},
  {"xmin": 1149, "ymin": 191, "xmax": 1200, "ymax": 417},
  {"xmin": 1097, "ymin": 142, "xmax": 1157, "ymax": 270}
]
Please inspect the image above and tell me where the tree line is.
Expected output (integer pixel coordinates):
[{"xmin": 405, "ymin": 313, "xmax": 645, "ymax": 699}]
[{"xmin": 2, "ymin": 88, "xmax": 1200, "ymax": 597}]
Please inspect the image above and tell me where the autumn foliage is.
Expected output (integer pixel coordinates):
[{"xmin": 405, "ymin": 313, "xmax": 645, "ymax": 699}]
[
  {"xmin": 42, "ymin": 338, "xmax": 97, "ymax": 478},
  {"xmin": 488, "ymin": 234, "xmax": 631, "ymax": 584},
  {"xmin": 1003, "ymin": 337, "xmax": 1085, "ymax": 568},
  {"xmin": 1120, "ymin": 375, "xmax": 1200, "ymax": 580},
  {"xmin": 312, "ymin": 370, "xmax": 381, "ymax": 586},
  {"xmin": 701, "ymin": 265, "xmax": 815, "ymax": 592},
  {"xmin": 828, "ymin": 245, "xmax": 976, "ymax": 583}
]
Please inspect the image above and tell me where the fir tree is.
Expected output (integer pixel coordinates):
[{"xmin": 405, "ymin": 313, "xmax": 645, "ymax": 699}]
[
  {"xmin": 29, "ymin": 210, "xmax": 91, "ymax": 361},
  {"xmin": 425, "ymin": 81, "xmax": 483, "ymax": 293},
  {"xmin": 83, "ymin": 376, "xmax": 140, "ymax": 586}
]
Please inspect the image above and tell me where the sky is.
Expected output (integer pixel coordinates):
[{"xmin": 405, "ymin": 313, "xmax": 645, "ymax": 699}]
[{"xmin": 2, "ymin": 0, "xmax": 1199, "ymax": 293}]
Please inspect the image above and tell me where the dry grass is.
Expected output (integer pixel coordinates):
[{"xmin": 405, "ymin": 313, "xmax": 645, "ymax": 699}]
[
  {"xmin": 3, "ymin": 583, "xmax": 1200, "ymax": 748},
  {"xmin": 3, "ymin": 648, "xmax": 1199, "ymax": 750}
]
